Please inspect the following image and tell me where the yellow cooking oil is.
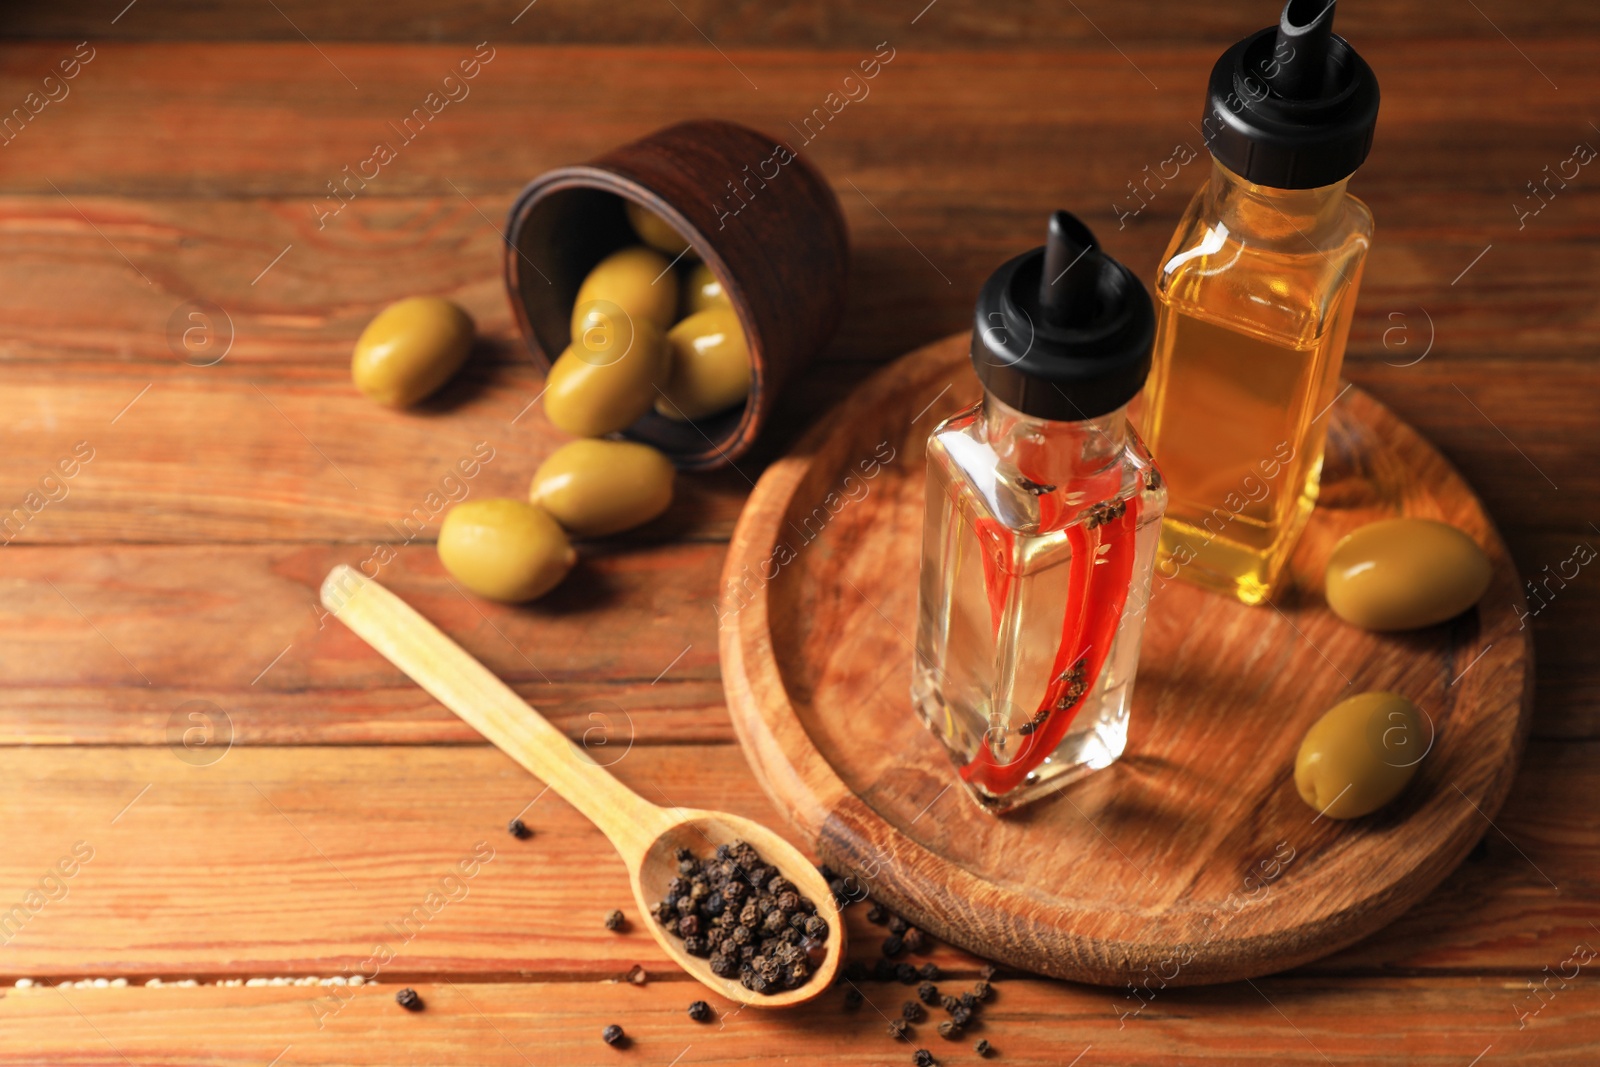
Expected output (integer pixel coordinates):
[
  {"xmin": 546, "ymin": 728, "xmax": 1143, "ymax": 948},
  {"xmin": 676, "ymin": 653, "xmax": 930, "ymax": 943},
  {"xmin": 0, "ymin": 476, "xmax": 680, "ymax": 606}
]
[{"xmin": 1137, "ymin": 159, "xmax": 1371, "ymax": 604}]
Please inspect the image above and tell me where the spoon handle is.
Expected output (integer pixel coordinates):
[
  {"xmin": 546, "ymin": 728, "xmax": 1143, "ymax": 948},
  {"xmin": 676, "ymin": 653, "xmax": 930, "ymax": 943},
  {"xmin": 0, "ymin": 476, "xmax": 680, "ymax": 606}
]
[{"xmin": 320, "ymin": 565, "xmax": 667, "ymax": 861}]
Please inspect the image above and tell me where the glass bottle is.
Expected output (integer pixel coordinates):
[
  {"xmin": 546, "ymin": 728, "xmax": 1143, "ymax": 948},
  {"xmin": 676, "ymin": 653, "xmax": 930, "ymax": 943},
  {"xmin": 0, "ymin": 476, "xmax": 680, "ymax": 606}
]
[
  {"xmin": 913, "ymin": 212, "xmax": 1167, "ymax": 813},
  {"xmin": 1136, "ymin": 0, "xmax": 1380, "ymax": 605}
]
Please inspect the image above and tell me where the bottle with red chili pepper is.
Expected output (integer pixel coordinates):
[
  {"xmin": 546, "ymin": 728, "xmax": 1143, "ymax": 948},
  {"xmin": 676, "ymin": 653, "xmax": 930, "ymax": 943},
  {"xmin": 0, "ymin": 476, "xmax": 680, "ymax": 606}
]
[{"xmin": 912, "ymin": 211, "xmax": 1166, "ymax": 812}]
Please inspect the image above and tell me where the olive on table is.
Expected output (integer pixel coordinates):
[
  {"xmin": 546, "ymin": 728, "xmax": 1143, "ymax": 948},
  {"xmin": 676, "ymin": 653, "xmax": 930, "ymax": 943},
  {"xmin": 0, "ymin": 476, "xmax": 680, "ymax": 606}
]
[
  {"xmin": 1294, "ymin": 691, "xmax": 1427, "ymax": 820},
  {"xmin": 571, "ymin": 246, "xmax": 679, "ymax": 340},
  {"xmin": 530, "ymin": 439, "xmax": 675, "ymax": 538},
  {"xmin": 351, "ymin": 297, "xmax": 474, "ymax": 407},
  {"xmin": 684, "ymin": 261, "xmax": 732, "ymax": 314},
  {"xmin": 1325, "ymin": 518, "xmax": 1492, "ymax": 631},
  {"xmin": 625, "ymin": 200, "xmax": 696, "ymax": 260},
  {"xmin": 437, "ymin": 499, "xmax": 576, "ymax": 603},
  {"xmin": 654, "ymin": 308, "xmax": 752, "ymax": 422},
  {"xmin": 543, "ymin": 320, "xmax": 669, "ymax": 438}
]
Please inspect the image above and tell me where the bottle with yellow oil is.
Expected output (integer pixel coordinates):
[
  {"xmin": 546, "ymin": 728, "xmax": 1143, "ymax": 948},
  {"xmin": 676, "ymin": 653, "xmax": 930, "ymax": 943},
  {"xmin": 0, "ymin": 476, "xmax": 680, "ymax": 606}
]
[{"xmin": 1138, "ymin": 0, "xmax": 1380, "ymax": 604}]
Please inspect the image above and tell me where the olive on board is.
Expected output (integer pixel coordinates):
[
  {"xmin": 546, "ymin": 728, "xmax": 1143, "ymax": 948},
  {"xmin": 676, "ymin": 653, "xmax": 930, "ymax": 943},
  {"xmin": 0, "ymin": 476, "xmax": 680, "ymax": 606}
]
[
  {"xmin": 437, "ymin": 499, "xmax": 575, "ymax": 603},
  {"xmin": 1294, "ymin": 691, "xmax": 1427, "ymax": 820},
  {"xmin": 542, "ymin": 321, "xmax": 669, "ymax": 438},
  {"xmin": 530, "ymin": 439, "xmax": 675, "ymax": 538},
  {"xmin": 684, "ymin": 261, "xmax": 732, "ymax": 314},
  {"xmin": 1325, "ymin": 518, "xmax": 1492, "ymax": 631},
  {"xmin": 351, "ymin": 297, "xmax": 474, "ymax": 407},
  {"xmin": 654, "ymin": 309, "xmax": 752, "ymax": 422},
  {"xmin": 625, "ymin": 200, "xmax": 696, "ymax": 260},
  {"xmin": 570, "ymin": 246, "xmax": 679, "ymax": 340}
]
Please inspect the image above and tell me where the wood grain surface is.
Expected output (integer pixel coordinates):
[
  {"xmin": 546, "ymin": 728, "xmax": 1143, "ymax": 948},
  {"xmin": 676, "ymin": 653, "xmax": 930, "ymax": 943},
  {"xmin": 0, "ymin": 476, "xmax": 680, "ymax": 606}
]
[{"xmin": 0, "ymin": 6, "xmax": 1595, "ymax": 1061}]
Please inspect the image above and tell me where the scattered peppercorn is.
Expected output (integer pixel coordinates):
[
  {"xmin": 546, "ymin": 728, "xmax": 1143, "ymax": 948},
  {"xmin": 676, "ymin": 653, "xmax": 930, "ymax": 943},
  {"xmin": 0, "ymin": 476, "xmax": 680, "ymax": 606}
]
[
  {"xmin": 971, "ymin": 980, "xmax": 992, "ymax": 1002},
  {"xmin": 653, "ymin": 839, "xmax": 828, "ymax": 996},
  {"xmin": 507, "ymin": 818, "xmax": 531, "ymax": 839},
  {"xmin": 919, "ymin": 963, "xmax": 942, "ymax": 981},
  {"xmin": 843, "ymin": 986, "xmax": 863, "ymax": 1009},
  {"xmin": 941, "ymin": 994, "xmax": 961, "ymax": 1013},
  {"xmin": 394, "ymin": 987, "xmax": 422, "ymax": 1012},
  {"xmin": 895, "ymin": 962, "xmax": 918, "ymax": 984},
  {"xmin": 913, "ymin": 1050, "xmax": 935, "ymax": 1067},
  {"xmin": 975, "ymin": 1039, "xmax": 993, "ymax": 1057},
  {"xmin": 902, "ymin": 928, "xmax": 926, "ymax": 953},
  {"xmin": 604, "ymin": 909, "xmax": 626, "ymax": 932},
  {"xmin": 918, "ymin": 981, "xmax": 940, "ymax": 1005},
  {"xmin": 883, "ymin": 935, "xmax": 905, "ymax": 957},
  {"xmin": 867, "ymin": 902, "xmax": 890, "ymax": 925},
  {"xmin": 937, "ymin": 1019, "xmax": 962, "ymax": 1040},
  {"xmin": 687, "ymin": 1000, "xmax": 713, "ymax": 1023},
  {"xmin": 888, "ymin": 915, "xmax": 910, "ymax": 935},
  {"xmin": 980, "ymin": 963, "xmax": 998, "ymax": 981},
  {"xmin": 902, "ymin": 1001, "xmax": 925, "ymax": 1022},
  {"xmin": 888, "ymin": 1019, "xmax": 909, "ymax": 1039},
  {"xmin": 873, "ymin": 959, "xmax": 897, "ymax": 982},
  {"xmin": 950, "ymin": 1006, "xmax": 973, "ymax": 1028},
  {"xmin": 602, "ymin": 1024, "xmax": 626, "ymax": 1047}
]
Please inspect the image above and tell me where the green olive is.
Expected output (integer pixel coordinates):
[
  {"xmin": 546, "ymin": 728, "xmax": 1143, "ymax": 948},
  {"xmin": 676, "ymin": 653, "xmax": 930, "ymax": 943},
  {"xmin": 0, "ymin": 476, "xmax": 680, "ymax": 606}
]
[
  {"xmin": 351, "ymin": 297, "xmax": 474, "ymax": 407},
  {"xmin": 625, "ymin": 200, "xmax": 696, "ymax": 260},
  {"xmin": 1325, "ymin": 518, "xmax": 1492, "ymax": 631},
  {"xmin": 685, "ymin": 261, "xmax": 732, "ymax": 314},
  {"xmin": 1294, "ymin": 692, "xmax": 1427, "ymax": 820},
  {"xmin": 530, "ymin": 439, "xmax": 675, "ymax": 538},
  {"xmin": 654, "ymin": 309, "xmax": 752, "ymax": 422},
  {"xmin": 543, "ymin": 321, "xmax": 669, "ymax": 437},
  {"xmin": 437, "ymin": 499, "xmax": 576, "ymax": 603},
  {"xmin": 571, "ymin": 246, "xmax": 679, "ymax": 340}
]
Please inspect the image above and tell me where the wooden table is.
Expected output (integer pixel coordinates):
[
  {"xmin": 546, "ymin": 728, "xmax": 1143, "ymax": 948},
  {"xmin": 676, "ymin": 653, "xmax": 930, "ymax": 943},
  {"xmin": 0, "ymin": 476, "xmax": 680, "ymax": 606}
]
[{"xmin": 1, "ymin": 3, "xmax": 1596, "ymax": 1063}]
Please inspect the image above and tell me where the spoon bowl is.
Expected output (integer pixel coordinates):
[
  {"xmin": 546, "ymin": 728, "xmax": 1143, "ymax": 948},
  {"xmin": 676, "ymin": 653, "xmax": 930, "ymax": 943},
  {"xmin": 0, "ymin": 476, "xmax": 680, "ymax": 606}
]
[{"xmin": 319, "ymin": 565, "xmax": 845, "ymax": 1008}]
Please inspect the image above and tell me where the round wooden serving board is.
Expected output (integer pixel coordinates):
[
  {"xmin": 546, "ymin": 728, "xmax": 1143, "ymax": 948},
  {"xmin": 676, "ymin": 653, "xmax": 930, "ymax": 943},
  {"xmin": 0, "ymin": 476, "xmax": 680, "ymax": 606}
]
[{"xmin": 719, "ymin": 333, "xmax": 1533, "ymax": 987}]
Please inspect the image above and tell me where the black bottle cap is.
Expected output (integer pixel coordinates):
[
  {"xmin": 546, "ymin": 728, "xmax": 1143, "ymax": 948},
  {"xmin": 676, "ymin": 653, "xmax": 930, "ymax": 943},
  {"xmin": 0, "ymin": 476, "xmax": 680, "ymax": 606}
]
[
  {"xmin": 1201, "ymin": 0, "xmax": 1379, "ymax": 189},
  {"xmin": 970, "ymin": 211, "xmax": 1154, "ymax": 422}
]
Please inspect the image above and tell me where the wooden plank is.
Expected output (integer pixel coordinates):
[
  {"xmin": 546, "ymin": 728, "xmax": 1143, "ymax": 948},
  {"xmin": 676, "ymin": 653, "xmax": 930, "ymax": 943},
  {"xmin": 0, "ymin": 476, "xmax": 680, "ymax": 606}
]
[
  {"xmin": 7, "ymin": 0, "xmax": 1598, "ymax": 46},
  {"xmin": 0, "ymin": 523, "xmax": 1592, "ymax": 746},
  {"xmin": 0, "ymin": 743, "xmax": 1589, "ymax": 980},
  {"xmin": 0, "ymin": 978, "xmax": 1596, "ymax": 1066}
]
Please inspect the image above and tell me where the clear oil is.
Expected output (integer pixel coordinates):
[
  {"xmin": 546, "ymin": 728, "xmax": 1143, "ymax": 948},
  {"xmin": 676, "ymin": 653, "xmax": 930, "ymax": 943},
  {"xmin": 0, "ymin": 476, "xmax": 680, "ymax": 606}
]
[
  {"xmin": 1136, "ymin": 159, "xmax": 1371, "ymax": 604},
  {"xmin": 912, "ymin": 397, "xmax": 1166, "ymax": 812}
]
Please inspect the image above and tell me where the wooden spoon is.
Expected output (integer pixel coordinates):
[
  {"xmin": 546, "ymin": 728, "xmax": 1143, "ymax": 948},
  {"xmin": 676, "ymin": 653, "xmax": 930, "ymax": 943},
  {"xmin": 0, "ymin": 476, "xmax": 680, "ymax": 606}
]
[{"xmin": 319, "ymin": 565, "xmax": 845, "ymax": 1008}]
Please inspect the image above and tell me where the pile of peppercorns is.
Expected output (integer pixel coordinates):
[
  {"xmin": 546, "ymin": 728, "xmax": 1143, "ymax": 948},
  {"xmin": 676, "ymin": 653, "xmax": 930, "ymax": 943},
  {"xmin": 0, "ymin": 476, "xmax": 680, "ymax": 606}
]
[{"xmin": 652, "ymin": 840, "xmax": 830, "ymax": 995}]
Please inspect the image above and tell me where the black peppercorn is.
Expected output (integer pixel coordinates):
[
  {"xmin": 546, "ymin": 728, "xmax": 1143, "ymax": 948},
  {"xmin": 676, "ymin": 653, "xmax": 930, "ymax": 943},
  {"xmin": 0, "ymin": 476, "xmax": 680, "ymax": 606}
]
[
  {"xmin": 882, "ymin": 935, "xmax": 904, "ymax": 957},
  {"xmin": 913, "ymin": 1050, "xmax": 935, "ymax": 1067},
  {"xmin": 887, "ymin": 1019, "xmax": 908, "ymax": 1039},
  {"xmin": 873, "ymin": 959, "xmax": 897, "ymax": 982},
  {"xmin": 974, "ymin": 1039, "xmax": 993, "ymax": 1057},
  {"xmin": 919, "ymin": 962, "xmax": 941, "ymax": 981},
  {"xmin": 683, "ymin": 934, "xmax": 708, "ymax": 957},
  {"xmin": 937, "ymin": 1019, "xmax": 961, "ymax": 1040},
  {"xmin": 710, "ymin": 953, "xmax": 738, "ymax": 977},
  {"xmin": 843, "ymin": 985, "xmax": 863, "ymax": 1009},
  {"xmin": 888, "ymin": 915, "xmax": 910, "ymax": 935},
  {"xmin": 971, "ymin": 980, "xmax": 992, "ymax": 1001},
  {"xmin": 895, "ymin": 962, "xmax": 918, "ymax": 984},
  {"xmin": 394, "ymin": 987, "xmax": 422, "ymax": 1011},
  {"xmin": 677, "ymin": 914, "xmax": 701, "ymax": 938},
  {"xmin": 867, "ymin": 902, "xmax": 889, "ymax": 925},
  {"xmin": 901, "ymin": 1001, "xmax": 924, "ymax": 1022},
  {"xmin": 918, "ymin": 981, "xmax": 940, "ymax": 1005},
  {"xmin": 950, "ymin": 1006, "xmax": 973, "ymax": 1028},
  {"xmin": 959, "ymin": 992, "xmax": 978, "ymax": 1012},
  {"xmin": 604, "ymin": 909, "xmax": 626, "ymax": 932},
  {"xmin": 507, "ymin": 818, "xmax": 531, "ymax": 840},
  {"xmin": 940, "ymin": 994, "xmax": 960, "ymax": 1013},
  {"xmin": 676, "ymin": 846, "xmax": 694, "ymax": 862},
  {"xmin": 902, "ymin": 928, "xmax": 925, "ymax": 953},
  {"xmin": 688, "ymin": 1000, "xmax": 713, "ymax": 1023},
  {"xmin": 601, "ymin": 1023, "xmax": 625, "ymax": 1046}
]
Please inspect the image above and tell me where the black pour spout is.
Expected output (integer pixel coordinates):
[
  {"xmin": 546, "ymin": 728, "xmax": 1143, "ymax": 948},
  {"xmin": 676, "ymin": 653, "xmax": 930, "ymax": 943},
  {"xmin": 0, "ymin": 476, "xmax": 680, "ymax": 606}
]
[
  {"xmin": 1268, "ymin": 0, "xmax": 1337, "ymax": 99},
  {"xmin": 1037, "ymin": 211, "xmax": 1101, "ymax": 329}
]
